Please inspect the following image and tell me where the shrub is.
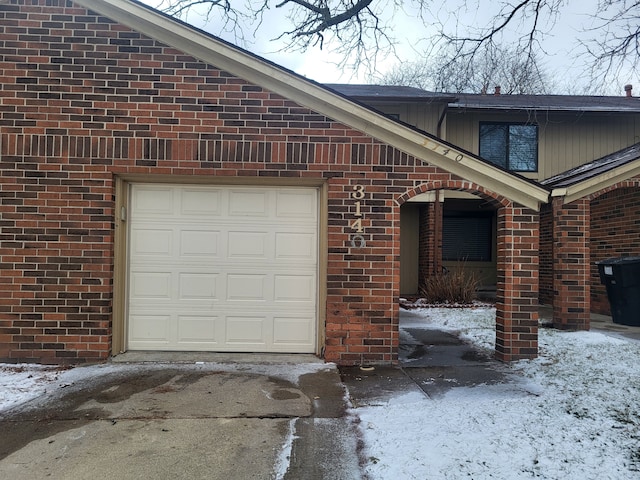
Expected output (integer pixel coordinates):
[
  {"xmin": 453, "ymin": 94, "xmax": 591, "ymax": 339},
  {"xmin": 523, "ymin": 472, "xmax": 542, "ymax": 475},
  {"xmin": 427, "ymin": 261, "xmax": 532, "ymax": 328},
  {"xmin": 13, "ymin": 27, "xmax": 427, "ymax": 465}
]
[{"xmin": 419, "ymin": 268, "xmax": 479, "ymax": 304}]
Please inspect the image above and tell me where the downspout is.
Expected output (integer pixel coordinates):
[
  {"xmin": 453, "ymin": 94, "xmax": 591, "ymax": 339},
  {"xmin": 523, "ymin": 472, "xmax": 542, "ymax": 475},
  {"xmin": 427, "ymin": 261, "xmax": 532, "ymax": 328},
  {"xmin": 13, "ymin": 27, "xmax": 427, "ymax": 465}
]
[{"xmin": 436, "ymin": 103, "xmax": 449, "ymax": 138}]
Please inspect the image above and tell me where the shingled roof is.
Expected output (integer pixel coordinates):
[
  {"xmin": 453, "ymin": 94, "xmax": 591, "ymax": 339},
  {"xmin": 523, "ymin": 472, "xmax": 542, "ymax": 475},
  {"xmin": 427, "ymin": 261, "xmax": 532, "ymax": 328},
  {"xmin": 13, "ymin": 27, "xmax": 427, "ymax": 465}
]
[
  {"xmin": 451, "ymin": 93, "xmax": 640, "ymax": 113},
  {"xmin": 535, "ymin": 142, "xmax": 640, "ymax": 204},
  {"xmin": 325, "ymin": 84, "xmax": 456, "ymax": 103},
  {"xmin": 328, "ymin": 85, "xmax": 640, "ymax": 113},
  {"xmin": 543, "ymin": 143, "xmax": 640, "ymax": 189}
]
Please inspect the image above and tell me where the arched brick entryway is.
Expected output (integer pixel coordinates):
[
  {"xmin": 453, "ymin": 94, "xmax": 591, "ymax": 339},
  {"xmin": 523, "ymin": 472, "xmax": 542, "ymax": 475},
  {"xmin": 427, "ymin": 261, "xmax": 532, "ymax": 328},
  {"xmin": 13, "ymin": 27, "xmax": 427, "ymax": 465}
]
[{"xmin": 398, "ymin": 180, "xmax": 540, "ymax": 362}]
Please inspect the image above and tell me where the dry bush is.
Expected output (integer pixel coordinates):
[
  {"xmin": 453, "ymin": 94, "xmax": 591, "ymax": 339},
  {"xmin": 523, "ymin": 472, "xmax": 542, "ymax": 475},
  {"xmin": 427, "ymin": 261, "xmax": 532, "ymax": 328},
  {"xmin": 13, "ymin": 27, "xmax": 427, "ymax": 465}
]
[{"xmin": 419, "ymin": 268, "xmax": 479, "ymax": 304}]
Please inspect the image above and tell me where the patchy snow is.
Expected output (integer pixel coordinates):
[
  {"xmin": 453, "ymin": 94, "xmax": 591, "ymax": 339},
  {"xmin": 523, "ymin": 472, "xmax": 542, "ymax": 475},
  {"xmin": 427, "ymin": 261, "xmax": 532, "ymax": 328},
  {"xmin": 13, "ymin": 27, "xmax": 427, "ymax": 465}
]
[
  {"xmin": 0, "ymin": 364, "xmax": 71, "ymax": 411},
  {"xmin": 359, "ymin": 306, "xmax": 640, "ymax": 479},
  {"xmin": 0, "ymin": 363, "xmax": 130, "ymax": 412},
  {"xmin": 0, "ymin": 360, "xmax": 335, "ymax": 414},
  {"xmin": 3, "ymin": 306, "xmax": 640, "ymax": 479},
  {"xmin": 274, "ymin": 418, "xmax": 298, "ymax": 479}
]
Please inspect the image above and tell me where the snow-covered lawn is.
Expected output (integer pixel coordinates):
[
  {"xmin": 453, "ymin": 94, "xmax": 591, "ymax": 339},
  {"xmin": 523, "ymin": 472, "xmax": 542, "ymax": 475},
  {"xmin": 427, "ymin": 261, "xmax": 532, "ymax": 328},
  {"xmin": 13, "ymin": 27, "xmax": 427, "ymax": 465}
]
[{"xmin": 360, "ymin": 306, "xmax": 640, "ymax": 479}]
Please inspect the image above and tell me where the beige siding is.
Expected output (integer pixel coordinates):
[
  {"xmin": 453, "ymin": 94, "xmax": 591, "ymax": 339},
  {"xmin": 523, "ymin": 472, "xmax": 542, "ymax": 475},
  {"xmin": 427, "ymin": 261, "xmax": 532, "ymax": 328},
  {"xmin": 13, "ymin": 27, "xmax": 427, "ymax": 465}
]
[
  {"xmin": 400, "ymin": 204, "xmax": 420, "ymax": 295},
  {"xmin": 446, "ymin": 111, "xmax": 640, "ymax": 180},
  {"xmin": 364, "ymin": 101, "xmax": 444, "ymax": 136}
]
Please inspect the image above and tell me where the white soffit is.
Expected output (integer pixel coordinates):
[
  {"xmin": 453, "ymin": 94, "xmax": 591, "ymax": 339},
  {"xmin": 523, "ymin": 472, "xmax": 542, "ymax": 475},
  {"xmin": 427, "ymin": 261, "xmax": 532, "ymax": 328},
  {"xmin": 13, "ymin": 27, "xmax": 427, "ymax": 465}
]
[{"xmin": 72, "ymin": 0, "xmax": 549, "ymax": 210}]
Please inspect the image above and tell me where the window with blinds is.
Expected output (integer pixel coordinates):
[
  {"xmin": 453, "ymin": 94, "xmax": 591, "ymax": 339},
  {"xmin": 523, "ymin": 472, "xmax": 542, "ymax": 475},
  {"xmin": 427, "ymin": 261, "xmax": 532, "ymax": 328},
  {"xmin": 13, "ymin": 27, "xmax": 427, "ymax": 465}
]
[{"xmin": 442, "ymin": 215, "xmax": 493, "ymax": 262}]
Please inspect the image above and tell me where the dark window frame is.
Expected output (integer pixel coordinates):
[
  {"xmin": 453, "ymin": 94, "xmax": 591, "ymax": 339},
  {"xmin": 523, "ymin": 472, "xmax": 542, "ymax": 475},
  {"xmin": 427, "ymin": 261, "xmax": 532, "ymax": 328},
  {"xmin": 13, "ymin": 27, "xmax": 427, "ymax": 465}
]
[{"xmin": 479, "ymin": 122, "xmax": 539, "ymax": 172}]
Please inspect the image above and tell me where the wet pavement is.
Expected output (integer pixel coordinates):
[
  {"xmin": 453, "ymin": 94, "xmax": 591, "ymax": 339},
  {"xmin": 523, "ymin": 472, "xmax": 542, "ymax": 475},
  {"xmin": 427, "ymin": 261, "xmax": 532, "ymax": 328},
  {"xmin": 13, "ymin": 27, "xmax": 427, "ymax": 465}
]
[
  {"xmin": 340, "ymin": 322, "xmax": 513, "ymax": 407},
  {"xmin": 0, "ymin": 362, "xmax": 363, "ymax": 480},
  {"xmin": 341, "ymin": 305, "xmax": 640, "ymax": 409}
]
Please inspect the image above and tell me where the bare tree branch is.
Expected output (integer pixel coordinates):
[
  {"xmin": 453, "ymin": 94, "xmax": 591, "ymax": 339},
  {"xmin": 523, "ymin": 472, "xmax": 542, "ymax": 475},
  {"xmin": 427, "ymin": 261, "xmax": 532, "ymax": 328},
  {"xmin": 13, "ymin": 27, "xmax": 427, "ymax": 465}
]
[
  {"xmin": 373, "ymin": 43, "xmax": 553, "ymax": 94},
  {"xmin": 154, "ymin": 0, "xmax": 640, "ymax": 90}
]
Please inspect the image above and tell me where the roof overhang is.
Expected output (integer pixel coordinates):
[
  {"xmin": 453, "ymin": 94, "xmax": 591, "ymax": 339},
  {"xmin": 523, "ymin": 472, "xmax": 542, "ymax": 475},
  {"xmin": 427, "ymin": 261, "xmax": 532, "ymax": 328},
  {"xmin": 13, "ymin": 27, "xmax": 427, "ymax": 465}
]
[
  {"xmin": 73, "ymin": 0, "xmax": 549, "ymax": 210},
  {"xmin": 551, "ymin": 159, "xmax": 640, "ymax": 204}
]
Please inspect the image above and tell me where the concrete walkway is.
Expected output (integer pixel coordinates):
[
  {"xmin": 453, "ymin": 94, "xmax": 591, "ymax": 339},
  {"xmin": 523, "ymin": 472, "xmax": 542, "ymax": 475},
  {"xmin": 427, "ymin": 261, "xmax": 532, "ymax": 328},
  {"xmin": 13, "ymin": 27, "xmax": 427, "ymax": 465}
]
[
  {"xmin": 340, "ymin": 321, "xmax": 516, "ymax": 406},
  {"xmin": 341, "ymin": 305, "xmax": 640, "ymax": 408}
]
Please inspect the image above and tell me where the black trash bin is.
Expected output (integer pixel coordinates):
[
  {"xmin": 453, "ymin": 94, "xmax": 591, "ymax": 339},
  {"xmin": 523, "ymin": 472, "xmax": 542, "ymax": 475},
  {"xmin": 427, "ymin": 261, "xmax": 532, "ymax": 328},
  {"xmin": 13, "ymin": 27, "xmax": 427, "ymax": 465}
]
[{"xmin": 596, "ymin": 256, "xmax": 640, "ymax": 326}]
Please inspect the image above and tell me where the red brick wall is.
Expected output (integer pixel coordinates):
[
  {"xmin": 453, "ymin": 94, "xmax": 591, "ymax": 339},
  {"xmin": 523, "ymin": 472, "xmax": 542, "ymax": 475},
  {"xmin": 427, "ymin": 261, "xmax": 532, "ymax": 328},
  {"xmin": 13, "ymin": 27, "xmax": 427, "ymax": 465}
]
[
  {"xmin": 552, "ymin": 198, "xmax": 590, "ymax": 330},
  {"xmin": 495, "ymin": 206, "xmax": 539, "ymax": 361},
  {"xmin": 539, "ymin": 202, "xmax": 553, "ymax": 305},
  {"xmin": 418, "ymin": 202, "xmax": 435, "ymax": 288},
  {"xmin": 0, "ymin": 0, "xmax": 539, "ymax": 364},
  {"xmin": 590, "ymin": 186, "xmax": 640, "ymax": 315}
]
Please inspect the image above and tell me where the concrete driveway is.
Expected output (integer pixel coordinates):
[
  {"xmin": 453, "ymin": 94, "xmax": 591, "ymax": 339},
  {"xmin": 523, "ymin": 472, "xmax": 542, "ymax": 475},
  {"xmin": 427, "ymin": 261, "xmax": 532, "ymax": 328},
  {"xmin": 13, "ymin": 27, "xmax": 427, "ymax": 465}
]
[{"xmin": 0, "ymin": 356, "xmax": 363, "ymax": 480}]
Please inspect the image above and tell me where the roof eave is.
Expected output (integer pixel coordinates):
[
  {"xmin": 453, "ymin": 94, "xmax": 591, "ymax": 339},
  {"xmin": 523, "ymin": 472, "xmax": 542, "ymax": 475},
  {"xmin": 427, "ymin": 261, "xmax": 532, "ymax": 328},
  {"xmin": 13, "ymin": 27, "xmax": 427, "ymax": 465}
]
[
  {"xmin": 73, "ymin": 0, "xmax": 549, "ymax": 211},
  {"xmin": 551, "ymin": 160, "xmax": 640, "ymax": 204},
  {"xmin": 450, "ymin": 104, "xmax": 640, "ymax": 114}
]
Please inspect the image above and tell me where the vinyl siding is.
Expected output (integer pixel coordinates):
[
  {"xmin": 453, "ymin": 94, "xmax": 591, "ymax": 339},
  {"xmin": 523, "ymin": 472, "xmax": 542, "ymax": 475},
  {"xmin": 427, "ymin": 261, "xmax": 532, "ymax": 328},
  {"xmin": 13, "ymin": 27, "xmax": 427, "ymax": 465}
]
[{"xmin": 445, "ymin": 111, "xmax": 640, "ymax": 180}]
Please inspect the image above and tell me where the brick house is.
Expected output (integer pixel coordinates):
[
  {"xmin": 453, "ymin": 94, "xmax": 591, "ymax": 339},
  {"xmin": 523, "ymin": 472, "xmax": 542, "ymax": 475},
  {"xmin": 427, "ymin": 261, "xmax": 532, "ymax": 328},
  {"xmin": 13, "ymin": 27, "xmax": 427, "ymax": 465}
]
[{"xmin": 1, "ymin": 0, "xmax": 635, "ymax": 366}]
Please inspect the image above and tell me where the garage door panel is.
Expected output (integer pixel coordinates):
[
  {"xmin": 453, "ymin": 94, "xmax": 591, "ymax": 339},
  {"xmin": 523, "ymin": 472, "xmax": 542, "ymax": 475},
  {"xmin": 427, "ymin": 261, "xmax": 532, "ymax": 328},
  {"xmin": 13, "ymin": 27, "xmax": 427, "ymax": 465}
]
[
  {"xmin": 226, "ymin": 274, "xmax": 266, "ymax": 301},
  {"xmin": 276, "ymin": 189, "xmax": 317, "ymax": 218},
  {"xmin": 180, "ymin": 188, "xmax": 222, "ymax": 216},
  {"xmin": 179, "ymin": 273, "xmax": 218, "ymax": 300},
  {"xmin": 127, "ymin": 184, "xmax": 318, "ymax": 353},
  {"xmin": 130, "ymin": 271, "xmax": 172, "ymax": 299},
  {"xmin": 275, "ymin": 232, "xmax": 316, "ymax": 260},
  {"xmin": 177, "ymin": 315, "xmax": 219, "ymax": 344},
  {"xmin": 129, "ymin": 314, "xmax": 171, "ymax": 344},
  {"xmin": 226, "ymin": 316, "xmax": 267, "ymax": 345},
  {"xmin": 229, "ymin": 189, "xmax": 269, "ymax": 217},
  {"xmin": 273, "ymin": 316, "xmax": 315, "ymax": 347},
  {"xmin": 227, "ymin": 231, "xmax": 269, "ymax": 258},
  {"xmin": 131, "ymin": 228, "xmax": 173, "ymax": 256},
  {"xmin": 132, "ymin": 186, "xmax": 174, "ymax": 215},
  {"xmin": 274, "ymin": 275, "xmax": 315, "ymax": 302},
  {"xmin": 180, "ymin": 230, "xmax": 221, "ymax": 257}
]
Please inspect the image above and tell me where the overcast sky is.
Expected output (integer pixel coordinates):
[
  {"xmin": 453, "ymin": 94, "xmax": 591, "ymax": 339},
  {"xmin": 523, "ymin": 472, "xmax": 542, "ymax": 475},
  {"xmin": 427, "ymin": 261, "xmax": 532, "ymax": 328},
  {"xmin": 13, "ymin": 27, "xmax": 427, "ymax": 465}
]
[{"xmin": 138, "ymin": 0, "xmax": 634, "ymax": 95}]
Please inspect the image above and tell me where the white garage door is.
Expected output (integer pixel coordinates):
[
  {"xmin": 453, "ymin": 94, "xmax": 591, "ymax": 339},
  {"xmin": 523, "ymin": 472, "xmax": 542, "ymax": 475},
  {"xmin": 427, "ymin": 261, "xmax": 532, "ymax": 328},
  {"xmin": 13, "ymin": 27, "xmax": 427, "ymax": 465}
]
[{"xmin": 127, "ymin": 184, "xmax": 319, "ymax": 353}]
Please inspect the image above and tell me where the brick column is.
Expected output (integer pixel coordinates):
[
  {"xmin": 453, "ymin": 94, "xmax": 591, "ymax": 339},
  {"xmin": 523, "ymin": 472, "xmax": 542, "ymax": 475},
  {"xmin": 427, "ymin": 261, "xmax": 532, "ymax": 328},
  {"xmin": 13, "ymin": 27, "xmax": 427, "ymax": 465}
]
[
  {"xmin": 539, "ymin": 203, "xmax": 554, "ymax": 305},
  {"xmin": 418, "ymin": 203, "xmax": 435, "ymax": 284},
  {"xmin": 495, "ymin": 205, "xmax": 539, "ymax": 361},
  {"xmin": 552, "ymin": 197, "xmax": 590, "ymax": 330}
]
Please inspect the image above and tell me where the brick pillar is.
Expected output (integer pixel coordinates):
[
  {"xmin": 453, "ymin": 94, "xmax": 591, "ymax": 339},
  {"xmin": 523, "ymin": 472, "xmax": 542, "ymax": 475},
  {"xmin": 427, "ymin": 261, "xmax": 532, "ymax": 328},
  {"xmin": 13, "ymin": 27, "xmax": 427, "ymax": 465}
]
[
  {"xmin": 539, "ymin": 202, "xmax": 554, "ymax": 305},
  {"xmin": 418, "ymin": 203, "xmax": 435, "ymax": 285},
  {"xmin": 495, "ymin": 205, "xmax": 539, "ymax": 361},
  {"xmin": 552, "ymin": 197, "xmax": 590, "ymax": 330}
]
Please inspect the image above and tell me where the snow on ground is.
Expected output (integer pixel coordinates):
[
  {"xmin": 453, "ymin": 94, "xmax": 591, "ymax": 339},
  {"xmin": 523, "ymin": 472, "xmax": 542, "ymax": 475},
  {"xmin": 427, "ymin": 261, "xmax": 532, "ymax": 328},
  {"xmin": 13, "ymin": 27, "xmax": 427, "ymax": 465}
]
[
  {"xmin": 2, "ymin": 307, "xmax": 640, "ymax": 479},
  {"xmin": 0, "ymin": 364, "xmax": 71, "ymax": 411},
  {"xmin": 0, "ymin": 362, "xmax": 129, "ymax": 412},
  {"xmin": 360, "ymin": 306, "xmax": 640, "ymax": 479}
]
